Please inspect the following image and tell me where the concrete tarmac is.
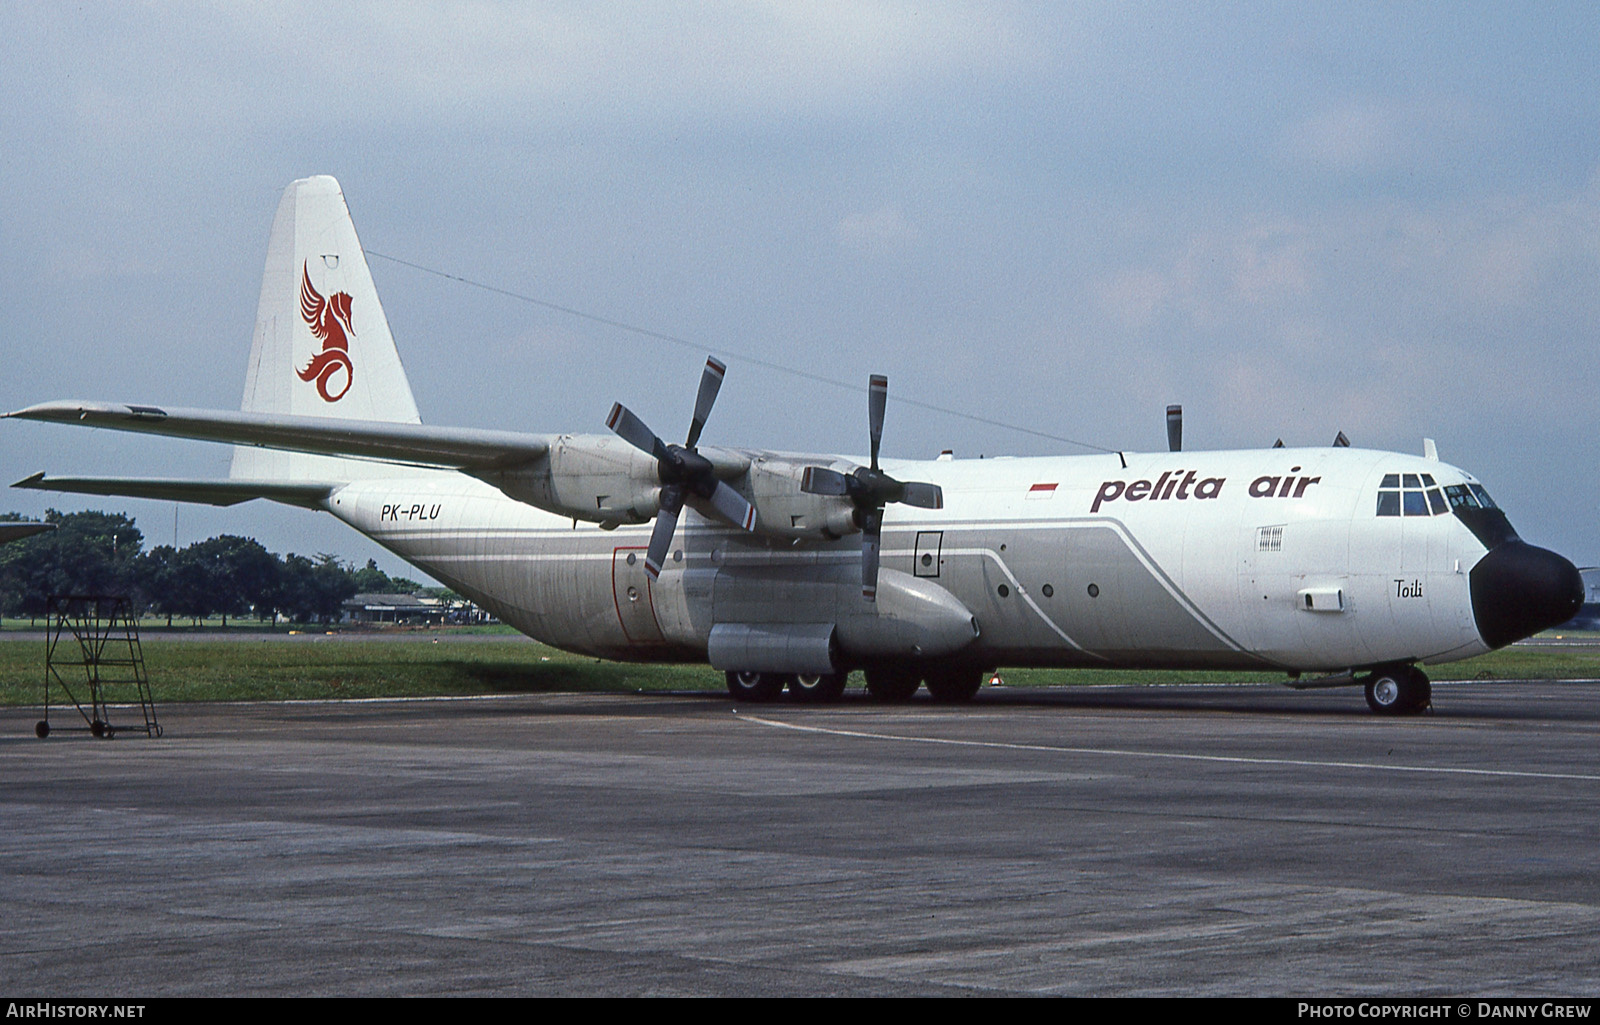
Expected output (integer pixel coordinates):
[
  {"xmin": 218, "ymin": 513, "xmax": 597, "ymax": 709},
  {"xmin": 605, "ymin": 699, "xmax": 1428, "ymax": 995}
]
[{"xmin": 3, "ymin": 681, "xmax": 1599, "ymax": 997}]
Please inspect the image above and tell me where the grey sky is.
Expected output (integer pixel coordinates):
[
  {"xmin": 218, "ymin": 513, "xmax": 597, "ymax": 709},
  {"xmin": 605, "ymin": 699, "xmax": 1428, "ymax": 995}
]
[{"xmin": 2, "ymin": 2, "xmax": 1597, "ymax": 575}]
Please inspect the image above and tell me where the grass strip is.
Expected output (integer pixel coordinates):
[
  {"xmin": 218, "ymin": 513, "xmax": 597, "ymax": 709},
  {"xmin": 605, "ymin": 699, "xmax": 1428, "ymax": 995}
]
[{"xmin": 2, "ymin": 634, "xmax": 1598, "ymax": 706}]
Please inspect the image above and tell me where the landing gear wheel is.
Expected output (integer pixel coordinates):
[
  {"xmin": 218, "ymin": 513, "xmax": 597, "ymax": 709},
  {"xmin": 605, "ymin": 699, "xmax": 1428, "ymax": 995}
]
[
  {"xmin": 726, "ymin": 670, "xmax": 785, "ymax": 703},
  {"xmin": 90, "ymin": 720, "xmax": 106, "ymax": 738},
  {"xmin": 788, "ymin": 672, "xmax": 848, "ymax": 704},
  {"xmin": 1364, "ymin": 666, "xmax": 1432, "ymax": 715},
  {"xmin": 924, "ymin": 666, "xmax": 983, "ymax": 703},
  {"xmin": 35, "ymin": 721, "xmax": 49, "ymax": 739},
  {"xmin": 864, "ymin": 665, "xmax": 921, "ymax": 702}
]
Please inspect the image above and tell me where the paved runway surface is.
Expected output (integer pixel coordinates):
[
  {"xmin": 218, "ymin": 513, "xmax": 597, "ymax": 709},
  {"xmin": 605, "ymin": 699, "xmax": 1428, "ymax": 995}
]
[{"xmin": 4, "ymin": 681, "xmax": 1599, "ymax": 996}]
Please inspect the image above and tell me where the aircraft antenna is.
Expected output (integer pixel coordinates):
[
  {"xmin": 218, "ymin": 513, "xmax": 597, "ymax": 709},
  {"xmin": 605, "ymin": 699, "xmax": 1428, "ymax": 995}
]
[{"xmin": 364, "ymin": 249, "xmax": 1118, "ymax": 455}]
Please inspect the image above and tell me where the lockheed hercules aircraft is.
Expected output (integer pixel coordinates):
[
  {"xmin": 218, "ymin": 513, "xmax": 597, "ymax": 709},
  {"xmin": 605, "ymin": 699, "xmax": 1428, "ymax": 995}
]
[{"xmin": 8, "ymin": 177, "xmax": 1583, "ymax": 714}]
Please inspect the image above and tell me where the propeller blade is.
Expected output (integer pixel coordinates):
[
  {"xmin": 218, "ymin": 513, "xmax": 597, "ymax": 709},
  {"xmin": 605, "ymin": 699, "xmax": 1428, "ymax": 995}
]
[
  {"xmin": 644, "ymin": 485, "xmax": 685, "ymax": 578},
  {"xmin": 685, "ymin": 357, "xmax": 727, "ymax": 449},
  {"xmin": 860, "ymin": 509, "xmax": 882, "ymax": 601},
  {"xmin": 897, "ymin": 481, "xmax": 943, "ymax": 509},
  {"xmin": 607, "ymin": 403, "xmax": 664, "ymax": 458},
  {"xmin": 868, "ymin": 374, "xmax": 887, "ymax": 470},
  {"xmin": 1166, "ymin": 404, "xmax": 1182, "ymax": 453},
  {"xmin": 800, "ymin": 466, "xmax": 851, "ymax": 496},
  {"xmin": 706, "ymin": 480, "xmax": 757, "ymax": 532}
]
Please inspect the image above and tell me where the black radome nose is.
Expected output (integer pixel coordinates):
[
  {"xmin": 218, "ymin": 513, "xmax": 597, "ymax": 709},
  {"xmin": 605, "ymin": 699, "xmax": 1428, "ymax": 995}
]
[{"xmin": 1470, "ymin": 541, "xmax": 1584, "ymax": 649}]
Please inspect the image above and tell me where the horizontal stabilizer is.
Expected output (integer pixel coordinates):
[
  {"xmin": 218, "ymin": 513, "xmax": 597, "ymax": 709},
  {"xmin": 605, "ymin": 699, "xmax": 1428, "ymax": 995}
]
[
  {"xmin": 13, "ymin": 472, "xmax": 338, "ymax": 510},
  {"xmin": 0, "ymin": 521, "xmax": 55, "ymax": 544},
  {"xmin": 7, "ymin": 401, "xmax": 550, "ymax": 472}
]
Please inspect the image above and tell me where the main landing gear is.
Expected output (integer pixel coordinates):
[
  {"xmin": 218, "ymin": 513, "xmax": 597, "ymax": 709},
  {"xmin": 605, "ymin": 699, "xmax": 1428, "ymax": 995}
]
[
  {"xmin": 724, "ymin": 664, "xmax": 985, "ymax": 704},
  {"xmin": 724, "ymin": 670, "xmax": 850, "ymax": 703},
  {"xmin": 1362, "ymin": 664, "xmax": 1432, "ymax": 715},
  {"xmin": 723, "ymin": 670, "xmax": 849, "ymax": 703}
]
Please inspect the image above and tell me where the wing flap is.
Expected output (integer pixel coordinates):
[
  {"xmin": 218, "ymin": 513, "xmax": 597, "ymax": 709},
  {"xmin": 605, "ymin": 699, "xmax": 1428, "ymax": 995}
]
[
  {"xmin": 13, "ymin": 472, "xmax": 337, "ymax": 510},
  {"xmin": 7, "ymin": 401, "xmax": 550, "ymax": 471}
]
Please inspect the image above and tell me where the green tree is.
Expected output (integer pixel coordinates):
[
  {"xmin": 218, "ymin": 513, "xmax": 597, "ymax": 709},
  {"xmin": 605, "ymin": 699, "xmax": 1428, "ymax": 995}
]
[
  {"xmin": 276, "ymin": 553, "xmax": 357, "ymax": 624},
  {"xmin": 350, "ymin": 558, "xmax": 422, "ymax": 595},
  {"xmin": 178, "ymin": 535, "xmax": 281, "ymax": 627},
  {"xmin": 0, "ymin": 510, "xmax": 143, "ymax": 619}
]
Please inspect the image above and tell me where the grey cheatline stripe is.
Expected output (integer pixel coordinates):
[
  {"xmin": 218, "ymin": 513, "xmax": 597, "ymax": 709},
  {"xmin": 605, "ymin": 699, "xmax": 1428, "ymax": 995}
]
[
  {"xmin": 737, "ymin": 715, "xmax": 1600, "ymax": 783},
  {"xmin": 939, "ymin": 545, "xmax": 1102, "ymax": 658},
  {"xmin": 1092, "ymin": 518, "xmax": 1247, "ymax": 653}
]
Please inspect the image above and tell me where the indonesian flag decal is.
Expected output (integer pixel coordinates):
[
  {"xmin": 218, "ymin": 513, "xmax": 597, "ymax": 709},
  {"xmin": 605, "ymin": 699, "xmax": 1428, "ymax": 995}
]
[
  {"xmin": 1028, "ymin": 482, "xmax": 1058, "ymax": 499},
  {"xmin": 298, "ymin": 262, "xmax": 355, "ymax": 402}
]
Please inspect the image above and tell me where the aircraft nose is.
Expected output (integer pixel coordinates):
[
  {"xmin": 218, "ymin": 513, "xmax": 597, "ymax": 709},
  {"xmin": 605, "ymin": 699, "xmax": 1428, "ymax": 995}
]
[{"xmin": 1469, "ymin": 541, "xmax": 1584, "ymax": 649}]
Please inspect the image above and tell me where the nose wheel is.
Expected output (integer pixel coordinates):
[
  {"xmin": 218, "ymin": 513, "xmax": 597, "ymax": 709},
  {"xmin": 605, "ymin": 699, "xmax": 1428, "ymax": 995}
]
[{"xmin": 1363, "ymin": 665, "xmax": 1431, "ymax": 715}]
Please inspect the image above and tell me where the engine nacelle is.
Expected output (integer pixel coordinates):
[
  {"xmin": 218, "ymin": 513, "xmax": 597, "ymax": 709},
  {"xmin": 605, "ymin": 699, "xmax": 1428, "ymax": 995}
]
[
  {"xmin": 478, "ymin": 437, "xmax": 858, "ymax": 540},
  {"xmin": 741, "ymin": 455, "xmax": 859, "ymax": 541},
  {"xmin": 479, "ymin": 433, "xmax": 661, "ymax": 527}
]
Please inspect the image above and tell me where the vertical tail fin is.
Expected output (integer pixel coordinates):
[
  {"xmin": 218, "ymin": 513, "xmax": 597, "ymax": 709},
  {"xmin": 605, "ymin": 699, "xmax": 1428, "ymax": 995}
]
[{"xmin": 231, "ymin": 176, "xmax": 423, "ymax": 481}]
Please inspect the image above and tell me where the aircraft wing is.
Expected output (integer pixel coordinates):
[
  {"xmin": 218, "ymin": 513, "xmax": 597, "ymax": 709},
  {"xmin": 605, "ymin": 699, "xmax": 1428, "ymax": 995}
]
[
  {"xmin": 12, "ymin": 472, "xmax": 338, "ymax": 510},
  {"xmin": 6, "ymin": 401, "xmax": 552, "ymax": 472}
]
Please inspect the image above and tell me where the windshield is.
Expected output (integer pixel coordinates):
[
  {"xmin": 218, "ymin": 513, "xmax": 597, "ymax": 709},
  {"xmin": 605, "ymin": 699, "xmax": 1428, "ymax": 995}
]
[
  {"xmin": 1379, "ymin": 474, "xmax": 1514, "ymax": 548},
  {"xmin": 1376, "ymin": 473, "xmax": 1450, "ymax": 517}
]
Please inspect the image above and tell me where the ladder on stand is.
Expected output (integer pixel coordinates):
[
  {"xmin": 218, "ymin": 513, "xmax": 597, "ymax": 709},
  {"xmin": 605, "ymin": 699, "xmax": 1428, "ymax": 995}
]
[{"xmin": 37, "ymin": 595, "xmax": 161, "ymax": 739}]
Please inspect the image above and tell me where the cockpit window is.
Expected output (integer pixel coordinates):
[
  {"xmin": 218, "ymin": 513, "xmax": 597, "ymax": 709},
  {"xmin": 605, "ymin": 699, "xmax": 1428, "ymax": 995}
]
[
  {"xmin": 1379, "ymin": 474, "xmax": 1453, "ymax": 517},
  {"xmin": 1447, "ymin": 481, "xmax": 1518, "ymax": 548}
]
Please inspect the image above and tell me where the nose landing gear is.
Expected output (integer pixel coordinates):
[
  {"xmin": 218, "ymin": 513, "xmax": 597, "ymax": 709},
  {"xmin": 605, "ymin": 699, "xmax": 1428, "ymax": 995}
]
[{"xmin": 1363, "ymin": 665, "xmax": 1432, "ymax": 715}]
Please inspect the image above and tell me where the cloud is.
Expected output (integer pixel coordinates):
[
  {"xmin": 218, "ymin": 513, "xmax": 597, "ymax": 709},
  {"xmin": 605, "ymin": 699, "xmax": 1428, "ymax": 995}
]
[
  {"xmin": 1092, "ymin": 219, "xmax": 1315, "ymax": 332},
  {"xmin": 20, "ymin": 2, "xmax": 1037, "ymax": 142},
  {"xmin": 1278, "ymin": 95, "xmax": 1490, "ymax": 176},
  {"xmin": 836, "ymin": 205, "xmax": 918, "ymax": 255}
]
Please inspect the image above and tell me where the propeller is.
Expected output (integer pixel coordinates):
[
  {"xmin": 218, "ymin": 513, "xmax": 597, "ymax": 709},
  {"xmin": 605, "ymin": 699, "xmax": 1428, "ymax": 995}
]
[
  {"xmin": 800, "ymin": 374, "xmax": 943, "ymax": 601},
  {"xmin": 606, "ymin": 357, "xmax": 756, "ymax": 578}
]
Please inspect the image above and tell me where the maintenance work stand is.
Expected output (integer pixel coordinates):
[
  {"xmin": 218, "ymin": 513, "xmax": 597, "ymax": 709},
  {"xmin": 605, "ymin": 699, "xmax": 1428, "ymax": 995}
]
[{"xmin": 36, "ymin": 594, "xmax": 161, "ymax": 739}]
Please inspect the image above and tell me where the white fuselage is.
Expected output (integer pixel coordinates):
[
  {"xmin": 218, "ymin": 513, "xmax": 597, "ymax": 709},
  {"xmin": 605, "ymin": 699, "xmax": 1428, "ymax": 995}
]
[{"xmin": 326, "ymin": 445, "xmax": 1497, "ymax": 674}]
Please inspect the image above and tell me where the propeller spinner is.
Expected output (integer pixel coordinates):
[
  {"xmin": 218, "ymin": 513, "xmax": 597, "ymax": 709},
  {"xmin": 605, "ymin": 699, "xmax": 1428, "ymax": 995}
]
[
  {"xmin": 606, "ymin": 357, "xmax": 756, "ymax": 578},
  {"xmin": 800, "ymin": 374, "xmax": 943, "ymax": 601}
]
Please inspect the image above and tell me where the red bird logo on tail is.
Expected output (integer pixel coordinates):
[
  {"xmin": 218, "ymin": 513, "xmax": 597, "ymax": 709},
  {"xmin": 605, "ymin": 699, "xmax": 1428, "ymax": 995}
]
[{"xmin": 298, "ymin": 262, "xmax": 355, "ymax": 402}]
